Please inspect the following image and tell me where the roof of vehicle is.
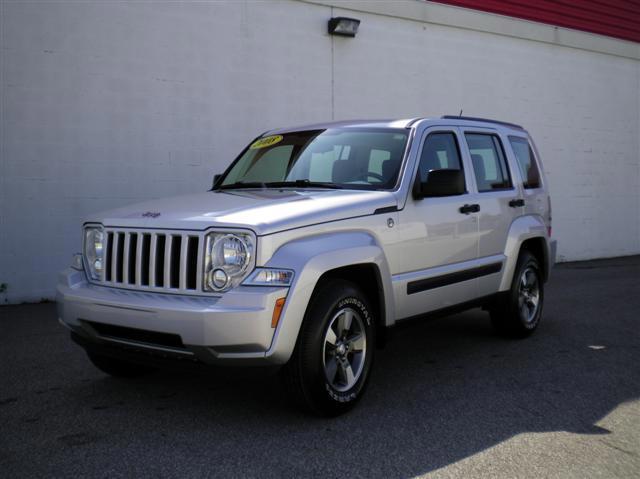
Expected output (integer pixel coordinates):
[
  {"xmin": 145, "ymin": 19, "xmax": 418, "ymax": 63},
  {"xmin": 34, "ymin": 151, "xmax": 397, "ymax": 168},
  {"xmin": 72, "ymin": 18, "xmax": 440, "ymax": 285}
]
[
  {"xmin": 263, "ymin": 119, "xmax": 419, "ymax": 135},
  {"xmin": 264, "ymin": 116, "xmax": 527, "ymax": 135}
]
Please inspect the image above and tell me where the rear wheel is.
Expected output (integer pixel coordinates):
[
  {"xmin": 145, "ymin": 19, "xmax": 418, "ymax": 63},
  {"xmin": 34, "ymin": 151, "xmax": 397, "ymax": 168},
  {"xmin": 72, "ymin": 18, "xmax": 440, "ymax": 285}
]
[
  {"xmin": 283, "ymin": 279, "xmax": 375, "ymax": 416},
  {"xmin": 87, "ymin": 352, "xmax": 156, "ymax": 378},
  {"xmin": 490, "ymin": 250, "xmax": 544, "ymax": 338}
]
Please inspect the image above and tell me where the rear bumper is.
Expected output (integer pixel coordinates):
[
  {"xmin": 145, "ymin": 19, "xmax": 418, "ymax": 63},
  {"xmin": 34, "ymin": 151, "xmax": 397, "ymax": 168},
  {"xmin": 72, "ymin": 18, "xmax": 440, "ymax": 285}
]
[
  {"xmin": 550, "ymin": 239, "xmax": 558, "ymax": 268},
  {"xmin": 57, "ymin": 268, "xmax": 290, "ymax": 365}
]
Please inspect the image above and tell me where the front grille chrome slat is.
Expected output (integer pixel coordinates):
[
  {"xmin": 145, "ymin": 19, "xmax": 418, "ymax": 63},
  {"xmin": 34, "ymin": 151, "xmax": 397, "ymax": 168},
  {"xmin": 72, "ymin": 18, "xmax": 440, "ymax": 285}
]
[
  {"xmin": 101, "ymin": 228, "xmax": 201, "ymax": 295},
  {"xmin": 163, "ymin": 234, "xmax": 172, "ymax": 289},
  {"xmin": 179, "ymin": 235, "xmax": 189, "ymax": 290},
  {"xmin": 135, "ymin": 234, "xmax": 142, "ymax": 287},
  {"xmin": 122, "ymin": 233, "xmax": 131, "ymax": 285},
  {"xmin": 110, "ymin": 233, "xmax": 119, "ymax": 283},
  {"xmin": 149, "ymin": 234, "xmax": 158, "ymax": 288}
]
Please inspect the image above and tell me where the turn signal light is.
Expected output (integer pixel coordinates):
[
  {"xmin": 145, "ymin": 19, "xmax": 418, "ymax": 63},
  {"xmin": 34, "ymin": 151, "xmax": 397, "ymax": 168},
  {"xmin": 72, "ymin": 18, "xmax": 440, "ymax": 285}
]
[{"xmin": 271, "ymin": 297, "xmax": 286, "ymax": 328}]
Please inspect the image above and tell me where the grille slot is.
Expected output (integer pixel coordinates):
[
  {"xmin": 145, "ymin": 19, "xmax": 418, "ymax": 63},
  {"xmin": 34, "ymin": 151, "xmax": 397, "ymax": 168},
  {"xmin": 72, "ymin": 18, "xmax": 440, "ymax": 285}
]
[
  {"xmin": 141, "ymin": 234, "xmax": 151, "ymax": 286},
  {"xmin": 127, "ymin": 233, "xmax": 138, "ymax": 284},
  {"xmin": 115, "ymin": 233, "xmax": 125, "ymax": 283},
  {"xmin": 170, "ymin": 235, "xmax": 181, "ymax": 289},
  {"xmin": 105, "ymin": 232, "xmax": 114, "ymax": 281},
  {"xmin": 101, "ymin": 229, "xmax": 201, "ymax": 294},
  {"xmin": 186, "ymin": 236, "xmax": 199, "ymax": 290},
  {"xmin": 155, "ymin": 235, "xmax": 166, "ymax": 287}
]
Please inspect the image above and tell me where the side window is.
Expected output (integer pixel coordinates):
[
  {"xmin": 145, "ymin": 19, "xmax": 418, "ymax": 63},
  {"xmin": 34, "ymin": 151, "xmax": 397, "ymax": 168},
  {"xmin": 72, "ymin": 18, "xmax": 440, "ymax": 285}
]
[
  {"xmin": 509, "ymin": 136, "xmax": 541, "ymax": 189},
  {"xmin": 417, "ymin": 132, "xmax": 464, "ymax": 185},
  {"xmin": 465, "ymin": 133, "xmax": 512, "ymax": 192}
]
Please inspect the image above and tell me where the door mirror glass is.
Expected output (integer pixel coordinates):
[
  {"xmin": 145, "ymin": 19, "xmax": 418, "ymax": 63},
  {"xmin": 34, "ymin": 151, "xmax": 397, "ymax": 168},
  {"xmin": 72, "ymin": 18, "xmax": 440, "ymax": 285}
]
[{"xmin": 415, "ymin": 169, "xmax": 465, "ymax": 198}]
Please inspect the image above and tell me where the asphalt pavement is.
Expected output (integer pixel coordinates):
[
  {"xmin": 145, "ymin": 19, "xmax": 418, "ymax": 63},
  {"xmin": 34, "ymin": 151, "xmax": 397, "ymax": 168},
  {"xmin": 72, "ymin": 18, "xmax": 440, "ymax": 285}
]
[{"xmin": 1, "ymin": 256, "xmax": 639, "ymax": 478}]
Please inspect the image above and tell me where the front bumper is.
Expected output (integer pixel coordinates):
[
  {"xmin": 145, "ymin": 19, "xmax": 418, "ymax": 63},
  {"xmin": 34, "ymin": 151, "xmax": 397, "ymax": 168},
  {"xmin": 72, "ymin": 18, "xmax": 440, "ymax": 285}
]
[{"xmin": 57, "ymin": 268, "xmax": 290, "ymax": 365}]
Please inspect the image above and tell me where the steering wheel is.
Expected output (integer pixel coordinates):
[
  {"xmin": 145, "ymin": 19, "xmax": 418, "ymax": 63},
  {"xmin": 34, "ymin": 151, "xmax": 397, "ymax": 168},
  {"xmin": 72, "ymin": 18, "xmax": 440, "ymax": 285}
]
[{"xmin": 352, "ymin": 172, "xmax": 385, "ymax": 183}]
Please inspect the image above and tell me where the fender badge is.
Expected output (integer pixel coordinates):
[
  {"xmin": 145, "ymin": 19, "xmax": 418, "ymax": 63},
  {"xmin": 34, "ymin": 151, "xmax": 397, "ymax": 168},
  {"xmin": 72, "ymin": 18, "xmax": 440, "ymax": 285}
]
[{"xmin": 142, "ymin": 211, "xmax": 161, "ymax": 218}]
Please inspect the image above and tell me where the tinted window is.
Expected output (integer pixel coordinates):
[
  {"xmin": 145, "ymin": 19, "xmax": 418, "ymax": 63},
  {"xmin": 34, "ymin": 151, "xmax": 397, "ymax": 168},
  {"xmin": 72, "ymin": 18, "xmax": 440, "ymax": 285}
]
[
  {"xmin": 509, "ymin": 136, "xmax": 541, "ymax": 189},
  {"xmin": 239, "ymin": 145, "xmax": 293, "ymax": 183},
  {"xmin": 465, "ymin": 133, "xmax": 512, "ymax": 192},
  {"xmin": 417, "ymin": 132, "xmax": 464, "ymax": 185}
]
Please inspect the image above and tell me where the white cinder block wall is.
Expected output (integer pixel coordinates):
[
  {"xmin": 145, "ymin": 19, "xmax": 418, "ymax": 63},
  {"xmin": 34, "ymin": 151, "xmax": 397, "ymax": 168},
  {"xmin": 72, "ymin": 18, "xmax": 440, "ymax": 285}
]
[{"xmin": 1, "ymin": 0, "xmax": 639, "ymax": 304}]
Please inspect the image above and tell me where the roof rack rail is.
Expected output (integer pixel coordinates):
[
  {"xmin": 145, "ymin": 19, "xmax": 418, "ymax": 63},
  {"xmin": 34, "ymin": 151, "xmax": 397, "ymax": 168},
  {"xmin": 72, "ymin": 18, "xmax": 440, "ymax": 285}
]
[{"xmin": 441, "ymin": 115, "xmax": 524, "ymax": 130}]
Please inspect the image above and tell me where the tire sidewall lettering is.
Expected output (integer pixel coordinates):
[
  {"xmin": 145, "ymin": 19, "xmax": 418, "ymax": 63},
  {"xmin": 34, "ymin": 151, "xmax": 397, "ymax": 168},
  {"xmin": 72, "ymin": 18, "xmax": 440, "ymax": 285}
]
[{"xmin": 323, "ymin": 296, "xmax": 372, "ymax": 403}]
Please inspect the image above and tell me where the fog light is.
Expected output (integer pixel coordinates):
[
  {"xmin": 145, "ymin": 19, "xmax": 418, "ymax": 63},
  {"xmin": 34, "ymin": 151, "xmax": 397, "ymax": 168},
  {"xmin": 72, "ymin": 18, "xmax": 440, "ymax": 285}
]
[
  {"xmin": 71, "ymin": 253, "xmax": 84, "ymax": 271},
  {"xmin": 210, "ymin": 269, "xmax": 228, "ymax": 289},
  {"xmin": 328, "ymin": 17, "xmax": 360, "ymax": 37}
]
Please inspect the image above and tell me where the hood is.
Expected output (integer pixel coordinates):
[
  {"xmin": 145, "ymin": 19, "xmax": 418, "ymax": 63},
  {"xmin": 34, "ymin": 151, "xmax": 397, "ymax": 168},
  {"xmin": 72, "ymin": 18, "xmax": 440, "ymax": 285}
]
[{"xmin": 89, "ymin": 189, "xmax": 398, "ymax": 235}]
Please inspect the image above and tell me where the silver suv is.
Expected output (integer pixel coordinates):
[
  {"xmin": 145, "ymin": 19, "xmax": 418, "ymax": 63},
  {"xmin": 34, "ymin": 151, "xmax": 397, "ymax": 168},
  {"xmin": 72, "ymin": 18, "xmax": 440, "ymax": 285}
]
[{"xmin": 58, "ymin": 116, "xmax": 556, "ymax": 415}]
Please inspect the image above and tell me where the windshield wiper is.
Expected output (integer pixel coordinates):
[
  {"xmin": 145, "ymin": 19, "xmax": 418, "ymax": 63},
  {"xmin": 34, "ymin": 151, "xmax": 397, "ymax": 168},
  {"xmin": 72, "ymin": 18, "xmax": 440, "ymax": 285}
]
[
  {"xmin": 265, "ymin": 180, "xmax": 343, "ymax": 189},
  {"xmin": 216, "ymin": 179, "xmax": 343, "ymax": 190},
  {"xmin": 216, "ymin": 181, "xmax": 267, "ymax": 190}
]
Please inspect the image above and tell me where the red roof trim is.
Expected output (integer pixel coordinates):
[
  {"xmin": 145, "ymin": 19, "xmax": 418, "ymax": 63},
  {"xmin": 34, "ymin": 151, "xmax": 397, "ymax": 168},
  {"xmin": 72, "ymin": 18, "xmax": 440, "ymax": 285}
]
[{"xmin": 431, "ymin": 0, "xmax": 640, "ymax": 43}]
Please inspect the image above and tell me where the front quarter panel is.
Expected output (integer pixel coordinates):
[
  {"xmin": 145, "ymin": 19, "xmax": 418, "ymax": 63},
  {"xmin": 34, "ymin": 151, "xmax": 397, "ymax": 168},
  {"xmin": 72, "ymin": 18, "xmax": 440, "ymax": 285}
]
[{"xmin": 263, "ymin": 231, "xmax": 394, "ymax": 364}]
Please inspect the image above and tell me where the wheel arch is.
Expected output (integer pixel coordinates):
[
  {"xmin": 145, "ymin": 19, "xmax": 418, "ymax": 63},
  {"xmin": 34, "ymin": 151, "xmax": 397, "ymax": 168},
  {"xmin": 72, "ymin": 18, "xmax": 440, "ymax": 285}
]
[
  {"xmin": 262, "ymin": 231, "xmax": 394, "ymax": 364},
  {"xmin": 499, "ymin": 215, "xmax": 551, "ymax": 291},
  {"xmin": 314, "ymin": 263, "xmax": 388, "ymax": 347}
]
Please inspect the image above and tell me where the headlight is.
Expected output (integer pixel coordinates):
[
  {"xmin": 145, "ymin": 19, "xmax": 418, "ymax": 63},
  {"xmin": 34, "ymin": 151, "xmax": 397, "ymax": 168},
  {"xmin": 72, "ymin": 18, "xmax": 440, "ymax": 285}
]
[
  {"xmin": 203, "ymin": 232, "xmax": 254, "ymax": 292},
  {"xmin": 243, "ymin": 268, "xmax": 294, "ymax": 287},
  {"xmin": 83, "ymin": 226, "xmax": 104, "ymax": 280}
]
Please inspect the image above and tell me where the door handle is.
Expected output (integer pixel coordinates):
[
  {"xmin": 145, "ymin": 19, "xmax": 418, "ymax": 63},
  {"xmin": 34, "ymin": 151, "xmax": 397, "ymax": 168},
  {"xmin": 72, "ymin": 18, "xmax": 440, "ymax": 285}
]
[
  {"xmin": 459, "ymin": 203, "xmax": 480, "ymax": 214},
  {"xmin": 509, "ymin": 199, "xmax": 525, "ymax": 208}
]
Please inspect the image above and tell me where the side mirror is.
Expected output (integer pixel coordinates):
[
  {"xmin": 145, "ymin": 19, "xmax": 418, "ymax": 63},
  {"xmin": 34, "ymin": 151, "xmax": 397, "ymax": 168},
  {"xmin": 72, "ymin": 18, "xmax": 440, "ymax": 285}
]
[
  {"xmin": 414, "ymin": 169, "xmax": 465, "ymax": 199},
  {"xmin": 212, "ymin": 174, "xmax": 222, "ymax": 189}
]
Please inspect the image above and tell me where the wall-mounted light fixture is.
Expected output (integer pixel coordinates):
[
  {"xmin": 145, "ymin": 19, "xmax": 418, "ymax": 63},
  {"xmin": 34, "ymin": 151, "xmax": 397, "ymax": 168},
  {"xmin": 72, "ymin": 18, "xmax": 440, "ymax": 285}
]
[{"xmin": 328, "ymin": 17, "xmax": 360, "ymax": 37}]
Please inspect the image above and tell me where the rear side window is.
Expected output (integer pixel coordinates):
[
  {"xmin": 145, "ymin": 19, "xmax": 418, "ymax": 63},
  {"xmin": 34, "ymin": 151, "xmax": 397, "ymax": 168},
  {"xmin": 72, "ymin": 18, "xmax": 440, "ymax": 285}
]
[
  {"xmin": 465, "ymin": 133, "xmax": 512, "ymax": 192},
  {"xmin": 509, "ymin": 136, "xmax": 541, "ymax": 189},
  {"xmin": 417, "ymin": 132, "xmax": 464, "ymax": 184}
]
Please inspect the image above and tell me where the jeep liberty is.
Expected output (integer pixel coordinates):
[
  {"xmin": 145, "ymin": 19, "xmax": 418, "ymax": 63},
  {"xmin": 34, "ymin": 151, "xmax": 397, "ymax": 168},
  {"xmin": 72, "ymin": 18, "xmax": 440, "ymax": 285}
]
[{"xmin": 58, "ymin": 116, "xmax": 556, "ymax": 416}]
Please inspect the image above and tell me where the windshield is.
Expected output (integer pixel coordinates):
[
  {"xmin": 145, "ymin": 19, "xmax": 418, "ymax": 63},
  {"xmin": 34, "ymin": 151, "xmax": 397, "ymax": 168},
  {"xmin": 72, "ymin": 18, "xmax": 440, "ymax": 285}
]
[{"xmin": 217, "ymin": 128, "xmax": 409, "ymax": 190}]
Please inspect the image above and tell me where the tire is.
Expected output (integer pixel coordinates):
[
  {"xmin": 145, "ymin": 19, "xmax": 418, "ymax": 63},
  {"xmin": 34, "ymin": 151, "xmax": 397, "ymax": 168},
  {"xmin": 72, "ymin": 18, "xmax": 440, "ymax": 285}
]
[
  {"xmin": 87, "ymin": 352, "xmax": 156, "ymax": 378},
  {"xmin": 490, "ymin": 250, "xmax": 544, "ymax": 338},
  {"xmin": 283, "ymin": 279, "xmax": 376, "ymax": 416}
]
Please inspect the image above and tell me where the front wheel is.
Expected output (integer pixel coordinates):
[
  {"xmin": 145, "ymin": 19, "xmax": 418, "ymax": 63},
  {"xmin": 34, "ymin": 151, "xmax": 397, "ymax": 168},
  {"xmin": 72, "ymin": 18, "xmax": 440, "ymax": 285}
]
[
  {"xmin": 283, "ymin": 279, "xmax": 375, "ymax": 416},
  {"xmin": 490, "ymin": 250, "xmax": 544, "ymax": 338}
]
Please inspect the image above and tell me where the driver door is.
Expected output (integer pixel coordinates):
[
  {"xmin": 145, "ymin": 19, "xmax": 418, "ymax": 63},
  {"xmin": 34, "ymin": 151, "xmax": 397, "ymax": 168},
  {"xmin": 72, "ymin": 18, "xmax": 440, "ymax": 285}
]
[{"xmin": 393, "ymin": 128, "xmax": 481, "ymax": 319}]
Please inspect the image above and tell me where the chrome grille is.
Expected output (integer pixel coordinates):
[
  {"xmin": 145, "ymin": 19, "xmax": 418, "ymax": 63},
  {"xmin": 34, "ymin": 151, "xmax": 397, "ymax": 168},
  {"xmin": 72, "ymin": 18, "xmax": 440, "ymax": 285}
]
[{"xmin": 102, "ymin": 229, "xmax": 202, "ymax": 293}]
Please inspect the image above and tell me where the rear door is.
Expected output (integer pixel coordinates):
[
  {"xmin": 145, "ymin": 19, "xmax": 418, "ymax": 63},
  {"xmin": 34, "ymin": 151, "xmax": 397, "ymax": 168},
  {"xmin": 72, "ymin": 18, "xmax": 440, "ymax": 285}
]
[{"xmin": 460, "ymin": 128, "xmax": 520, "ymax": 297}]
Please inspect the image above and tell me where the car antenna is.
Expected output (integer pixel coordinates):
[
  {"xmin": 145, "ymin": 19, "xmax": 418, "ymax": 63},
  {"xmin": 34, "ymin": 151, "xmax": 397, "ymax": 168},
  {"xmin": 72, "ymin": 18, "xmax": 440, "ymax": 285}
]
[{"xmin": 459, "ymin": 109, "xmax": 463, "ymax": 117}]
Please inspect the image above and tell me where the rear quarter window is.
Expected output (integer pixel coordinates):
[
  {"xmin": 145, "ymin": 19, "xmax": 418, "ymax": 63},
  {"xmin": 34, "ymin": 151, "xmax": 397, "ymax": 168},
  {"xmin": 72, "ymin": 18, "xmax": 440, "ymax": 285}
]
[{"xmin": 509, "ymin": 136, "xmax": 541, "ymax": 189}]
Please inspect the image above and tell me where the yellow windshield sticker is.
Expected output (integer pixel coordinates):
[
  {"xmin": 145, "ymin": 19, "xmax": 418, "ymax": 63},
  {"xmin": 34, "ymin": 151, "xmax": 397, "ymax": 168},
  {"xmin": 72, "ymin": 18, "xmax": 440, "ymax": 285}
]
[{"xmin": 250, "ymin": 135, "xmax": 283, "ymax": 149}]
